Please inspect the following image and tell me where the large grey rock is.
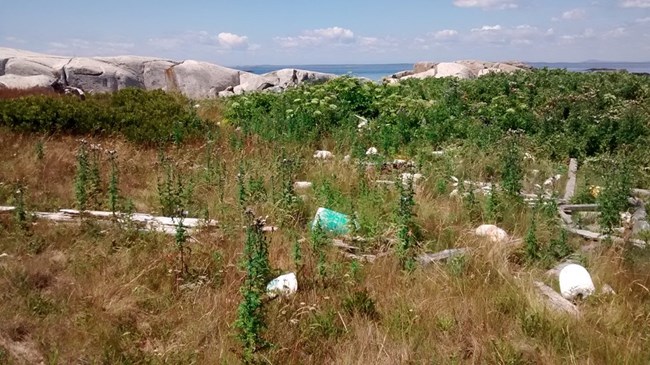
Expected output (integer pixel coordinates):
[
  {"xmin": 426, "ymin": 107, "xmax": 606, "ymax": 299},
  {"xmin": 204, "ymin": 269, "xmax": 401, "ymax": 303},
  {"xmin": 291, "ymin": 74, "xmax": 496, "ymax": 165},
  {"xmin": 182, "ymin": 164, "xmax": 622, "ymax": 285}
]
[
  {"xmin": 435, "ymin": 62, "xmax": 475, "ymax": 79},
  {"xmin": 414, "ymin": 61, "xmax": 436, "ymax": 74},
  {"xmin": 4, "ymin": 58, "xmax": 58, "ymax": 77},
  {"xmin": 239, "ymin": 71, "xmax": 275, "ymax": 92},
  {"xmin": 143, "ymin": 60, "xmax": 177, "ymax": 90},
  {"xmin": 397, "ymin": 59, "xmax": 530, "ymax": 81},
  {"xmin": 262, "ymin": 68, "xmax": 335, "ymax": 88},
  {"xmin": 63, "ymin": 57, "xmax": 143, "ymax": 92},
  {"xmin": 0, "ymin": 74, "xmax": 56, "ymax": 89},
  {"xmin": 0, "ymin": 47, "xmax": 341, "ymax": 98},
  {"xmin": 167, "ymin": 60, "xmax": 240, "ymax": 99}
]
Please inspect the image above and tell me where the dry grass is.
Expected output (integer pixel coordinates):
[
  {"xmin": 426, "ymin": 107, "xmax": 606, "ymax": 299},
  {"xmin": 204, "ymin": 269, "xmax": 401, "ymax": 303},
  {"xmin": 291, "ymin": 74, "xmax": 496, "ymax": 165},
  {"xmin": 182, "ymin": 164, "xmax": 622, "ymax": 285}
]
[{"xmin": 1, "ymin": 128, "xmax": 649, "ymax": 364}]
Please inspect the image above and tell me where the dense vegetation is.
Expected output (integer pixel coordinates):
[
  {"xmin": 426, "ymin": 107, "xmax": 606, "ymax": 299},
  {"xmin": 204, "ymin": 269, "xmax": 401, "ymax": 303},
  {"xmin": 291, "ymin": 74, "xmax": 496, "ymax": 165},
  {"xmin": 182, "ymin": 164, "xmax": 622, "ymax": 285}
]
[
  {"xmin": 0, "ymin": 69, "xmax": 649, "ymax": 364},
  {"xmin": 0, "ymin": 88, "xmax": 207, "ymax": 144},
  {"xmin": 226, "ymin": 69, "xmax": 649, "ymax": 160}
]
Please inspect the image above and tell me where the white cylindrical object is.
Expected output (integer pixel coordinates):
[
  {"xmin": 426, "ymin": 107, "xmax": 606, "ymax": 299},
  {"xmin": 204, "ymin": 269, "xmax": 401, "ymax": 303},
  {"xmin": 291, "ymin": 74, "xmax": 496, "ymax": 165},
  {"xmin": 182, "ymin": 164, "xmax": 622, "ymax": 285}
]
[{"xmin": 559, "ymin": 264, "xmax": 595, "ymax": 301}]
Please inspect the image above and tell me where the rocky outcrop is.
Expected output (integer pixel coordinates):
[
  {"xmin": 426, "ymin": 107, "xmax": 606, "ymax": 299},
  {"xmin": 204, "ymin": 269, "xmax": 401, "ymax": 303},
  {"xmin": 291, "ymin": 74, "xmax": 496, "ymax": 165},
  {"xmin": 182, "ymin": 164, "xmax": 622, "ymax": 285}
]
[
  {"xmin": 385, "ymin": 60, "xmax": 531, "ymax": 82},
  {"xmin": 0, "ymin": 47, "xmax": 337, "ymax": 99}
]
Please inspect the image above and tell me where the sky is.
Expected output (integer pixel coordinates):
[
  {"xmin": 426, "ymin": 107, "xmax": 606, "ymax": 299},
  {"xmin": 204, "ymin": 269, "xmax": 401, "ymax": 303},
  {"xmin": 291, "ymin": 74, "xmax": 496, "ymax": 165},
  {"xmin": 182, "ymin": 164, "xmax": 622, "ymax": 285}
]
[{"xmin": 1, "ymin": 0, "xmax": 649, "ymax": 66}]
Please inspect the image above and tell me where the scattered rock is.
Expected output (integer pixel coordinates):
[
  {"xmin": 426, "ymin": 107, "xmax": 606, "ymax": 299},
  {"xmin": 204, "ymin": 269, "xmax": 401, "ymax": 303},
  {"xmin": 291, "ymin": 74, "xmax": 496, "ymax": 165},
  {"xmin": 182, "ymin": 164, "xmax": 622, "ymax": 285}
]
[
  {"xmin": 313, "ymin": 150, "xmax": 334, "ymax": 159},
  {"xmin": 601, "ymin": 283, "xmax": 616, "ymax": 295},
  {"xmin": 366, "ymin": 147, "xmax": 378, "ymax": 156},
  {"xmin": 475, "ymin": 224, "xmax": 509, "ymax": 243}
]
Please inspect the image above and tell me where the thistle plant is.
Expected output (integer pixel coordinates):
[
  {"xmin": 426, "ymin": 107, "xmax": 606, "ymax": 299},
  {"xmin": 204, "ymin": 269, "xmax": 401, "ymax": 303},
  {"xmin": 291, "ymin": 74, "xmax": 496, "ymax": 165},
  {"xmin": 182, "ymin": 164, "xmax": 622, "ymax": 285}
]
[
  {"xmin": 12, "ymin": 181, "xmax": 27, "ymax": 228},
  {"xmin": 175, "ymin": 215, "xmax": 190, "ymax": 278},
  {"xmin": 292, "ymin": 238, "xmax": 303, "ymax": 271},
  {"xmin": 107, "ymin": 150, "xmax": 120, "ymax": 216},
  {"xmin": 74, "ymin": 141, "xmax": 89, "ymax": 211},
  {"xmin": 157, "ymin": 155, "xmax": 194, "ymax": 217},
  {"xmin": 311, "ymin": 220, "xmax": 329, "ymax": 282},
  {"xmin": 396, "ymin": 175, "xmax": 417, "ymax": 271},
  {"xmin": 500, "ymin": 133, "xmax": 524, "ymax": 199},
  {"xmin": 525, "ymin": 214, "xmax": 540, "ymax": 262},
  {"xmin": 235, "ymin": 212, "xmax": 272, "ymax": 363},
  {"xmin": 35, "ymin": 140, "xmax": 44, "ymax": 161}
]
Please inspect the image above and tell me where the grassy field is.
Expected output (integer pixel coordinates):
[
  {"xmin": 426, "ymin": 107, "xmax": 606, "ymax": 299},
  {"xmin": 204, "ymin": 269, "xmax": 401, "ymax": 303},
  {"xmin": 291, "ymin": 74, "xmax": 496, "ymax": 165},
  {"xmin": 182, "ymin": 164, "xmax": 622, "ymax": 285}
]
[{"xmin": 1, "ymin": 70, "xmax": 650, "ymax": 364}]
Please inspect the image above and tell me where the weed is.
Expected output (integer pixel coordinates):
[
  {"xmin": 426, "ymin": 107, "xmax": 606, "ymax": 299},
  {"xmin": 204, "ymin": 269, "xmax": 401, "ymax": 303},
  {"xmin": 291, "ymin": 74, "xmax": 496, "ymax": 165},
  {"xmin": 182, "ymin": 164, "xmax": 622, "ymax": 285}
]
[
  {"xmin": 597, "ymin": 156, "xmax": 633, "ymax": 234},
  {"xmin": 311, "ymin": 220, "xmax": 329, "ymax": 282},
  {"xmin": 174, "ymin": 216, "xmax": 190, "ymax": 279},
  {"xmin": 74, "ymin": 141, "xmax": 89, "ymax": 211},
  {"xmin": 12, "ymin": 181, "xmax": 27, "ymax": 228},
  {"xmin": 500, "ymin": 133, "xmax": 524, "ymax": 199},
  {"xmin": 107, "ymin": 150, "xmax": 120, "ymax": 216},
  {"xmin": 157, "ymin": 155, "xmax": 194, "ymax": 217},
  {"xmin": 292, "ymin": 238, "xmax": 303, "ymax": 271},
  {"xmin": 35, "ymin": 139, "xmax": 44, "ymax": 160},
  {"xmin": 342, "ymin": 289, "xmax": 379, "ymax": 320},
  {"xmin": 447, "ymin": 254, "xmax": 467, "ymax": 277},
  {"xmin": 235, "ymin": 213, "xmax": 272, "ymax": 363},
  {"xmin": 396, "ymin": 175, "xmax": 418, "ymax": 271},
  {"xmin": 525, "ymin": 214, "xmax": 540, "ymax": 262},
  {"xmin": 547, "ymin": 229, "xmax": 572, "ymax": 260}
]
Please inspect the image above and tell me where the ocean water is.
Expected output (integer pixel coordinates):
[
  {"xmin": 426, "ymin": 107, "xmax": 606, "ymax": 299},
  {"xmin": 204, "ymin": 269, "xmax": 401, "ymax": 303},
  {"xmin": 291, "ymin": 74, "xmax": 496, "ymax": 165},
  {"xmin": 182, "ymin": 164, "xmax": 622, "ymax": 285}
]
[{"xmin": 240, "ymin": 62, "xmax": 650, "ymax": 81}]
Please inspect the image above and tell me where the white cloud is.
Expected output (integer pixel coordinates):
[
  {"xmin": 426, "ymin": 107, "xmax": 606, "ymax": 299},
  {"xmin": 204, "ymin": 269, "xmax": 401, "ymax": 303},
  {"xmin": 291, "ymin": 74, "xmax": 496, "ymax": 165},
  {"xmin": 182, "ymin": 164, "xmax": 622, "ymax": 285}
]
[
  {"xmin": 308, "ymin": 26, "xmax": 355, "ymax": 42},
  {"xmin": 274, "ymin": 27, "xmax": 354, "ymax": 48},
  {"xmin": 562, "ymin": 8, "xmax": 586, "ymax": 20},
  {"xmin": 453, "ymin": 0, "xmax": 518, "ymax": 9},
  {"xmin": 274, "ymin": 26, "xmax": 356, "ymax": 48},
  {"xmin": 469, "ymin": 24, "xmax": 553, "ymax": 45},
  {"xmin": 217, "ymin": 32, "xmax": 250, "ymax": 50},
  {"xmin": 474, "ymin": 25, "xmax": 503, "ymax": 31},
  {"xmin": 4, "ymin": 36, "xmax": 26, "ymax": 44},
  {"xmin": 620, "ymin": 0, "xmax": 650, "ymax": 7},
  {"xmin": 273, "ymin": 27, "xmax": 398, "ymax": 54},
  {"xmin": 604, "ymin": 27, "xmax": 627, "ymax": 38},
  {"xmin": 433, "ymin": 29, "xmax": 459, "ymax": 40},
  {"xmin": 149, "ymin": 31, "xmax": 258, "ymax": 52},
  {"xmin": 558, "ymin": 28, "xmax": 596, "ymax": 43},
  {"xmin": 636, "ymin": 16, "xmax": 650, "ymax": 22},
  {"xmin": 46, "ymin": 39, "xmax": 134, "ymax": 55}
]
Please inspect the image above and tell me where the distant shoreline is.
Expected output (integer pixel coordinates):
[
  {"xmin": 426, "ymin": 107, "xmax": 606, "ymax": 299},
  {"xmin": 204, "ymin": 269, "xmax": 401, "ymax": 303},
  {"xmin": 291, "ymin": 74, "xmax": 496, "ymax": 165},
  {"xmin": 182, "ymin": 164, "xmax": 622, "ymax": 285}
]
[{"xmin": 238, "ymin": 62, "xmax": 650, "ymax": 81}]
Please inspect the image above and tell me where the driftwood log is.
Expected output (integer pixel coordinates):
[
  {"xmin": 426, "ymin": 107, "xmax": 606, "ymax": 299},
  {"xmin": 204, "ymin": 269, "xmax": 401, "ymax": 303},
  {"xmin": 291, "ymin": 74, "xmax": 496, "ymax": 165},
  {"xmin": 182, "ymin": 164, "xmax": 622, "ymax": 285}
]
[
  {"xmin": 0, "ymin": 206, "xmax": 217, "ymax": 235},
  {"xmin": 534, "ymin": 281, "xmax": 579, "ymax": 316}
]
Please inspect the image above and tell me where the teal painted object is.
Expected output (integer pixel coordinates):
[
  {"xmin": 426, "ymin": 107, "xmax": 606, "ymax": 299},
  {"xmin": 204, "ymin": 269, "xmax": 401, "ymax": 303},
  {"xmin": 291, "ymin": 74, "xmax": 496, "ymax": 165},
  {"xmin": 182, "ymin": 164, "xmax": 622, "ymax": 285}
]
[{"xmin": 311, "ymin": 207, "xmax": 351, "ymax": 235}]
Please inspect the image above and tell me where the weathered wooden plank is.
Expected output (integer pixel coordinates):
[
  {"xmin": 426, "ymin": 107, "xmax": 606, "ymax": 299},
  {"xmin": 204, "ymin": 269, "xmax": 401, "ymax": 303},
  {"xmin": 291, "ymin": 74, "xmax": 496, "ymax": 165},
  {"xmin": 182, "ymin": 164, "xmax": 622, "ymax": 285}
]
[
  {"xmin": 563, "ymin": 225, "xmax": 646, "ymax": 248},
  {"xmin": 563, "ymin": 158, "xmax": 578, "ymax": 202},
  {"xmin": 558, "ymin": 208, "xmax": 574, "ymax": 226},
  {"xmin": 417, "ymin": 248, "xmax": 468, "ymax": 266},
  {"xmin": 632, "ymin": 188, "xmax": 650, "ymax": 197},
  {"xmin": 534, "ymin": 281, "xmax": 579, "ymax": 316},
  {"xmin": 560, "ymin": 204, "xmax": 599, "ymax": 212}
]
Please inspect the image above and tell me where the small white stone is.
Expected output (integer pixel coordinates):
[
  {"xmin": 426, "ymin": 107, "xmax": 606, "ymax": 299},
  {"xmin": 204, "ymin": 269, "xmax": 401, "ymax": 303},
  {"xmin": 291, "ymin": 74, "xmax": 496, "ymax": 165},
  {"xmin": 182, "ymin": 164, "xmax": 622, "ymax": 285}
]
[{"xmin": 365, "ymin": 147, "xmax": 378, "ymax": 155}]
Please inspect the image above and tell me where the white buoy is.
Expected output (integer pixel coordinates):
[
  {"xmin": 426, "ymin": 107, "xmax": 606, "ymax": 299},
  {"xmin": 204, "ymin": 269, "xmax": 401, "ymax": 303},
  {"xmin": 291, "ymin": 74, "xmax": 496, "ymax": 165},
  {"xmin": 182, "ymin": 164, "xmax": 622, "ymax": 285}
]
[
  {"xmin": 475, "ymin": 224, "xmax": 509, "ymax": 243},
  {"xmin": 293, "ymin": 181, "xmax": 313, "ymax": 189},
  {"xmin": 559, "ymin": 264, "xmax": 595, "ymax": 301},
  {"xmin": 266, "ymin": 273, "xmax": 298, "ymax": 298}
]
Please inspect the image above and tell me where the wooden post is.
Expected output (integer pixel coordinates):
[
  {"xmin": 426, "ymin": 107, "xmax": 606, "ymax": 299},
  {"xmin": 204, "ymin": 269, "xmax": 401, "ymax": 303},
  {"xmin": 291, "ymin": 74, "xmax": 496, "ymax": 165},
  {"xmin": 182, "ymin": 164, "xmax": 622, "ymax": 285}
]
[{"xmin": 563, "ymin": 158, "xmax": 578, "ymax": 202}]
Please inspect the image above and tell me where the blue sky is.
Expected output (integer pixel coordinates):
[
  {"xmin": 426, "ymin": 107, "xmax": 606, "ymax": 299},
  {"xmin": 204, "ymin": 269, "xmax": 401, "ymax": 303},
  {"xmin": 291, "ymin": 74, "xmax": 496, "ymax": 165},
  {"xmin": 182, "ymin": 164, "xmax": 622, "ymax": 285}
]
[{"xmin": 2, "ymin": 0, "xmax": 649, "ymax": 65}]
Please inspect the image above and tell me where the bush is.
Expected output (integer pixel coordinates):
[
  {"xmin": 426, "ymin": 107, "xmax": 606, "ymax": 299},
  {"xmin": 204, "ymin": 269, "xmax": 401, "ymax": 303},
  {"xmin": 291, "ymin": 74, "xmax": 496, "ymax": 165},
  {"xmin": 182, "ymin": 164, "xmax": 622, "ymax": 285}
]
[{"xmin": 0, "ymin": 88, "xmax": 208, "ymax": 144}]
